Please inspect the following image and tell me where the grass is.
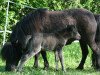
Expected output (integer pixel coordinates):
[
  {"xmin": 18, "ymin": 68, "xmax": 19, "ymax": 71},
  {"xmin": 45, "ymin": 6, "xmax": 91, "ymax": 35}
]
[{"xmin": 0, "ymin": 42, "xmax": 100, "ymax": 75}]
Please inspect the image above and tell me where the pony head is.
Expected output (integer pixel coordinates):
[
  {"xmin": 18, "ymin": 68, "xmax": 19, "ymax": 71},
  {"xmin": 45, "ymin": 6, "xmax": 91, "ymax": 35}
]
[{"xmin": 1, "ymin": 42, "xmax": 22, "ymax": 71}]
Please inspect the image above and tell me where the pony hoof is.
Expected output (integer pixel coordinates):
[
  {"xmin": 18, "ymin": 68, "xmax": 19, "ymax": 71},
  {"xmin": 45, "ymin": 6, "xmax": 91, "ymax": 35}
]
[
  {"xmin": 16, "ymin": 69, "xmax": 22, "ymax": 72},
  {"xmin": 16, "ymin": 67, "xmax": 23, "ymax": 72},
  {"xmin": 76, "ymin": 67, "xmax": 83, "ymax": 70},
  {"xmin": 56, "ymin": 69, "xmax": 58, "ymax": 71}
]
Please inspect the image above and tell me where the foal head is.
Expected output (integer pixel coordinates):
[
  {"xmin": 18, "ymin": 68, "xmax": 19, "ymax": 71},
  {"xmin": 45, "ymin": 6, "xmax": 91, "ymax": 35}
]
[{"xmin": 60, "ymin": 25, "xmax": 81, "ymax": 40}]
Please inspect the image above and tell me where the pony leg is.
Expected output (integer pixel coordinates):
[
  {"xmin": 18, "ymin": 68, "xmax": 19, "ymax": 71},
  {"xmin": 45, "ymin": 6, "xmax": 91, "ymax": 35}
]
[
  {"xmin": 17, "ymin": 47, "xmax": 41, "ymax": 72},
  {"xmin": 92, "ymin": 52, "xmax": 97, "ymax": 68},
  {"xmin": 88, "ymin": 36, "xmax": 100, "ymax": 69},
  {"xmin": 17, "ymin": 37, "xmax": 42, "ymax": 72},
  {"xmin": 77, "ymin": 39, "xmax": 88, "ymax": 70},
  {"xmin": 33, "ymin": 52, "xmax": 40, "ymax": 68},
  {"xmin": 33, "ymin": 50, "xmax": 49, "ymax": 69},
  {"xmin": 41, "ymin": 50, "xmax": 49, "ymax": 70},
  {"xmin": 89, "ymin": 42, "xmax": 100, "ymax": 69},
  {"xmin": 92, "ymin": 42, "xmax": 100, "ymax": 69},
  {"xmin": 17, "ymin": 51, "xmax": 33, "ymax": 71}
]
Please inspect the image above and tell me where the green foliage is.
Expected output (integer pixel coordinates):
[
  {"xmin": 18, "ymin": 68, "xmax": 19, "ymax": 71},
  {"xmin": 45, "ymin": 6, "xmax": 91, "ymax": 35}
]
[{"xmin": 0, "ymin": 0, "xmax": 100, "ymax": 45}]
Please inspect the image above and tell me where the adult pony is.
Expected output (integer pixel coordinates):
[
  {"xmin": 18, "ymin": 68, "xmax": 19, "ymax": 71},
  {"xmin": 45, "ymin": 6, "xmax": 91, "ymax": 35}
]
[
  {"xmin": 34, "ymin": 14, "xmax": 100, "ymax": 70},
  {"xmin": 1, "ymin": 8, "xmax": 99, "ymax": 71}
]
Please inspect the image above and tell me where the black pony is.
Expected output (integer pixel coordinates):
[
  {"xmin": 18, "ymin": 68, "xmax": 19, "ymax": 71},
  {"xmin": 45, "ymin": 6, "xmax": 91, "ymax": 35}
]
[{"xmin": 1, "ymin": 8, "xmax": 99, "ymax": 71}]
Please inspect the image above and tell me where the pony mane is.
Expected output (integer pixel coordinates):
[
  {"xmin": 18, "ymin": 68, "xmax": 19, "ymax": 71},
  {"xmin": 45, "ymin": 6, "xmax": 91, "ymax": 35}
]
[
  {"xmin": 17, "ymin": 8, "xmax": 48, "ymax": 33},
  {"xmin": 1, "ymin": 42, "xmax": 13, "ymax": 61},
  {"xmin": 1, "ymin": 42, "xmax": 22, "ymax": 61},
  {"xmin": 10, "ymin": 8, "xmax": 48, "ymax": 42}
]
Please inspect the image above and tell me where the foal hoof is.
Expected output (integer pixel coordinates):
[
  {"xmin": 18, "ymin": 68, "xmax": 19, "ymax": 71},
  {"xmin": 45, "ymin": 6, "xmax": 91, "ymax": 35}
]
[
  {"xmin": 55, "ymin": 69, "xmax": 59, "ymax": 71},
  {"xmin": 62, "ymin": 69, "xmax": 66, "ymax": 72},
  {"xmin": 43, "ymin": 66, "xmax": 49, "ymax": 70}
]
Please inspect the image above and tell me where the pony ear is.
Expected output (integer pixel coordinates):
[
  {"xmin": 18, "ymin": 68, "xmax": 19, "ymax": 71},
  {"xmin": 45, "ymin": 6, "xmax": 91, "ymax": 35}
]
[
  {"xmin": 35, "ymin": 8, "xmax": 47, "ymax": 17},
  {"xmin": 36, "ymin": 8, "xmax": 47, "ymax": 13}
]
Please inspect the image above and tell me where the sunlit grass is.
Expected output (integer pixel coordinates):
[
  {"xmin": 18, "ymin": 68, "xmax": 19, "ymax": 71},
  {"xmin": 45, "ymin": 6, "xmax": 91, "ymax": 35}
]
[{"xmin": 0, "ymin": 42, "xmax": 100, "ymax": 75}]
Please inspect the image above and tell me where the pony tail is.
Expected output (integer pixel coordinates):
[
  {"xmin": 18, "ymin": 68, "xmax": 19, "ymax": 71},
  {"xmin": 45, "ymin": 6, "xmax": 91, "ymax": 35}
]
[{"xmin": 95, "ymin": 14, "xmax": 100, "ymax": 42}]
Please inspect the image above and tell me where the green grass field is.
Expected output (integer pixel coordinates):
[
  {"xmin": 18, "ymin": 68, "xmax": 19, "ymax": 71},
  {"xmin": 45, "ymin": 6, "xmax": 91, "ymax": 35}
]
[{"xmin": 0, "ymin": 42, "xmax": 100, "ymax": 75}]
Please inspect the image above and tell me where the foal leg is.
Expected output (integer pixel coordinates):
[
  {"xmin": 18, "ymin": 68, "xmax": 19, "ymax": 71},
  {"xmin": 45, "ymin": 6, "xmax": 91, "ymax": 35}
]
[
  {"xmin": 58, "ymin": 50, "xmax": 65, "ymax": 71},
  {"xmin": 55, "ymin": 51, "xmax": 59, "ymax": 71},
  {"xmin": 77, "ymin": 40, "xmax": 88, "ymax": 70},
  {"xmin": 41, "ymin": 50, "xmax": 49, "ymax": 70}
]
